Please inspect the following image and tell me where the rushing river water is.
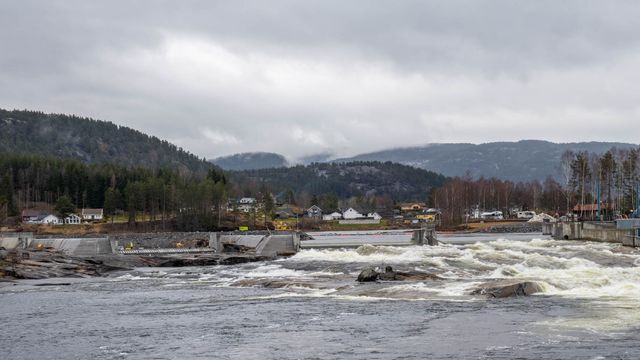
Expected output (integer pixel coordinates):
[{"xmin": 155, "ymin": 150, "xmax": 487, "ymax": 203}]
[{"xmin": 2, "ymin": 233, "xmax": 640, "ymax": 359}]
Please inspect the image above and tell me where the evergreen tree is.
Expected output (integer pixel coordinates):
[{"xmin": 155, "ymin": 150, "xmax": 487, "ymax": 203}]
[{"xmin": 55, "ymin": 195, "xmax": 75, "ymax": 218}]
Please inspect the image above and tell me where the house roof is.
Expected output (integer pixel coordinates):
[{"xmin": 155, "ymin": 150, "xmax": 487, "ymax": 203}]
[
  {"xmin": 307, "ymin": 205, "xmax": 322, "ymax": 211},
  {"xmin": 21, "ymin": 209, "xmax": 45, "ymax": 217},
  {"xmin": 399, "ymin": 202, "xmax": 426, "ymax": 208},
  {"xmin": 36, "ymin": 214, "xmax": 58, "ymax": 221},
  {"xmin": 82, "ymin": 208, "xmax": 103, "ymax": 215}
]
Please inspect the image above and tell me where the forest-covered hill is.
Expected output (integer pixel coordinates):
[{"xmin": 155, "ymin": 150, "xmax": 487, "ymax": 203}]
[
  {"xmin": 230, "ymin": 161, "xmax": 448, "ymax": 202},
  {"xmin": 0, "ymin": 109, "xmax": 215, "ymax": 173},
  {"xmin": 211, "ymin": 152, "xmax": 288, "ymax": 170},
  {"xmin": 335, "ymin": 140, "xmax": 638, "ymax": 181}
]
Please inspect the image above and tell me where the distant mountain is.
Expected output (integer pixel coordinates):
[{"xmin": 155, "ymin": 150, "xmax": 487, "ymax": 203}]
[
  {"xmin": 299, "ymin": 152, "xmax": 334, "ymax": 165},
  {"xmin": 211, "ymin": 152, "xmax": 288, "ymax": 171},
  {"xmin": 0, "ymin": 109, "xmax": 215, "ymax": 172},
  {"xmin": 335, "ymin": 140, "xmax": 639, "ymax": 182},
  {"xmin": 230, "ymin": 161, "xmax": 447, "ymax": 201}
]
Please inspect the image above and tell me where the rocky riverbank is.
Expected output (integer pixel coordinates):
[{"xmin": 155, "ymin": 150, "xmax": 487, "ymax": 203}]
[{"xmin": 0, "ymin": 249, "xmax": 272, "ymax": 280}]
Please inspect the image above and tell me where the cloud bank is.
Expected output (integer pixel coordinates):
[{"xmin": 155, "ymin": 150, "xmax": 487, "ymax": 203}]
[{"xmin": 1, "ymin": 1, "xmax": 639, "ymax": 160}]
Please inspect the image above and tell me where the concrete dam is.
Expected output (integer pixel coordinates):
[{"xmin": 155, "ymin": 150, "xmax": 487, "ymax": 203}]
[{"xmin": 0, "ymin": 227, "xmax": 438, "ymax": 257}]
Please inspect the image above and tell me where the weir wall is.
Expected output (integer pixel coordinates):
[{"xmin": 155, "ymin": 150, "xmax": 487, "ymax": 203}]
[
  {"xmin": 108, "ymin": 232, "xmax": 211, "ymax": 250},
  {"xmin": 0, "ymin": 232, "xmax": 34, "ymax": 250},
  {"xmin": 551, "ymin": 221, "xmax": 634, "ymax": 245}
]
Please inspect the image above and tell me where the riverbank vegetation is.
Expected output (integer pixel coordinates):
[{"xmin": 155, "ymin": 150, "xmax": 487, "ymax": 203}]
[
  {"xmin": 432, "ymin": 146, "xmax": 640, "ymax": 225},
  {"xmin": 0, "ymin": 153, "xmax": 228, "ymax": 231}
]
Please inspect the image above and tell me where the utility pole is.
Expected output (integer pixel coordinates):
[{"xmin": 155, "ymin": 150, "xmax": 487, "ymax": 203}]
[{"xmin": 596, "ymin": 181, "xmax": 601, "ymax": 221}]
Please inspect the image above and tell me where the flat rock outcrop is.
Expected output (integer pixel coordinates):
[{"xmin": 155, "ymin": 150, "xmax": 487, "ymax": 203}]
[
  {"xmin": 1, "ymin": 249, "xmax": 272, "ymax": 280},
  {"xmin": 357, "ymin": 266, "xmax": 441, "ymax": 282},
  {"xmin": 469, "ymin": 280, "xmax": 543, "ymax": 298},
  {"xmin": 0, "ymin": 249, "xmax": 129, "ymax": 279}
]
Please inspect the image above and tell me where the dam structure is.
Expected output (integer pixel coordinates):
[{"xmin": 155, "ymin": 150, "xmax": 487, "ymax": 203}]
[
  {"xmin": 0, "ymin": 227, "xmax": 438, "ymax": 257},
  {"xmin": 545, "ymin": 219, "xmax": 640, "ymax": 247},
  {"xmin": 300, "ymin": 226, "xmax": 437, "ymax": 249}
]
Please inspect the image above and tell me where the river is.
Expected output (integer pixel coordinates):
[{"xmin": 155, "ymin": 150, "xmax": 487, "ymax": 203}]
[{"xmin": 2, "ymin": 233, "xmax": 640, "ymax": 359}]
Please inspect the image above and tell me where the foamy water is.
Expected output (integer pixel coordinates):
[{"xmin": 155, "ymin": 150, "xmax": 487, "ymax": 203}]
[{"xmin": 3, "ymin": 234, "xmax": 640, "ymax": 359}]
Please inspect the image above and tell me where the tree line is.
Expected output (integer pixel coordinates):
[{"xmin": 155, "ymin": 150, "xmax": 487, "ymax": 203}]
[
  {"xmin": 560, "ymin": 147, "xmax": 639, "ymax": 219},
  {"xmin": 432, "ymin": 146, "xmax": 640, "ymax": 225},
  {"xmin": 0, "ymin": 153, "xmax": 228, "ymax": 230}
]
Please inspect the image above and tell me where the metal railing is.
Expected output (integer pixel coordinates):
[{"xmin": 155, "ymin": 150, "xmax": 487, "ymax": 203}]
[{"xmin": 118, "ymin": 248, "xmax": 215, "ymax": 255}]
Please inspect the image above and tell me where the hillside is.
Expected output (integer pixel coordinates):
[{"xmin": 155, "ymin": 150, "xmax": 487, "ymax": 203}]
[
  {"xmin": 230, "ymin": 161, "xmax": 447, "ymax": 201},
  {"xmin": 0, "ymin": 109, "xmax": 215, "ymax": 173},
  {"xmin": 335, "ymin": 140, "xmax": 639, "ymax": 181},
  {"xmin": 211, "ymin": 152, "xmax": 288, "ymax": 170}
]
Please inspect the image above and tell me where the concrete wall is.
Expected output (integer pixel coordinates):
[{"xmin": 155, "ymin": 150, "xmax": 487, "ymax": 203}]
[
  {"xmin": 412, "ymin": 228, "xmax": 438, "ymax": 246},
  {"xmin": 616, "ymin": 219, "xmax": 640, "ymax": 230},
  {"xmin": 29, "ymin": 237, "xmax": 112, "ymax": 256},
  {"xmin": 258, "ymin": 234, "xmax": 299, "ymax": 256},
  {"xmin": 217, "ymin": 231, "xmax": 300, "ymax": 256},
  {"xmin": 109, "ymin": 232, "xmax": 211, "ymax": 250},
  {"xmin": 4, "ymin": 231, "xmax": 302, "ymax": 256},
  {"xmin": 0, "ymin": 232, "xmax": 33, "ymax": 250},
  {"xmin": 551, "ymin": 222, "xmax": 633, "ymax": 245},
  {"xmin": 338, "ymin": 219, "xmax": 381, "ymax": 225}
]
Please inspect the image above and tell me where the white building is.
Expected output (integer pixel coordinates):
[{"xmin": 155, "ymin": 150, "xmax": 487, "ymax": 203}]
[
  {"xmin": 322, "ymin": 212, "xmax": 343, "ymax": 221},
  {"xmin": 516, "ymin": 211, "xmax": 536, "ymax": 219},
  {"xmin": 306, "ymin": 205, "xmax": 322, "ymax": 218},
  {"xmin": 367, "ymin": 212, "xmax": 382, "ymax": 220},
  {"xmin": 342, "ymin": 208, "xmax": 365, "ymax": 220},
  {"xmin": 64, "ymin": 213, "xmax": 82, "ymax": 225},
  {"xmin": 41, "ymin": 214, "xmax": 61, "ymax": 225},
  {"xmin": 480, "ymin": 211, "xmax": 504, "ymax": 220},
  {"xmin": 237, "ymin": 198, "xmax": 257, "ymax": 213},
  {"xmin": 82, "ymin": 208, "xmax": 103, "ymax": 221}
]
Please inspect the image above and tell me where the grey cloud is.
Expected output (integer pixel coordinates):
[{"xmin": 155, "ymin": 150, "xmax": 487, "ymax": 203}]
[{"xmin": 1, "ymin": 1, "xmax": 639, "ymax": 160}]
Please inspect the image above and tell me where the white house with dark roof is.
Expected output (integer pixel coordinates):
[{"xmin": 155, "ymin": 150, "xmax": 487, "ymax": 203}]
[
  {"xmin": 64, "ymin": 213, "xmax": 82, "ymax": 225},
  {"xmin": 322, "ymin": 212, "xmax": 343, "ymax": 221},
  {"xmin": 306, "ymin": 205, "xmax": 322, "ymax": 218},
  {"xmin": 367, "ymin": 212, "xmax": 382, "ymax": 220},
  {"xmin": 41, "ymin": 214, "xmax": 61, "ymax": 225},
  {"xmin": 342, "ymin": 208, "xmax": 365, "ymax": 220},
  {"xmin": 82, "ymin": 208, "xmax": 103, "ymax": 221}
]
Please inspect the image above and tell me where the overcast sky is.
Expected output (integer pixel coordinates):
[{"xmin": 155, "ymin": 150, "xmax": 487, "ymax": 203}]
[{"xmin": 1, "ymin": 1, "xmax": 639, "ymax": 160}]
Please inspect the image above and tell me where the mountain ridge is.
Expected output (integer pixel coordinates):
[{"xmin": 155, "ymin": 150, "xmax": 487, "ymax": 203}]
[
  {"xmin": 211, "ymin": 152, "xmax": 289, "ymax": 170},
  {"xmin": 216, "ymin": 140, "xmax": 639, "ymax": 181},
  {"xmin": 0, "ymin": 109, "xmax": 216, "ymax": 173},
  {"xmin": 335, "ymin": 140, "xmax": 638, "ymax": 181}
]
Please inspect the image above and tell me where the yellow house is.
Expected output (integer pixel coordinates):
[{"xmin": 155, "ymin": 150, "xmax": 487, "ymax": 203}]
[
  {"xmin": 399, "ymin": 203, "xmax": 426, "ymax": 212},
  {"xmin": 416, "ymin": 214, "xmax": 436, "ymax": 221}
]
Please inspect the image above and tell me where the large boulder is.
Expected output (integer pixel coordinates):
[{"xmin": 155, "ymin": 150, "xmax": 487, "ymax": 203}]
[
  {"xmin": 470, "ymin": 280, "xmax": 543, "ymax": 298},
  {"xmin": 357, "ymin": 267, "xmax": 380, "ymax": 282}
]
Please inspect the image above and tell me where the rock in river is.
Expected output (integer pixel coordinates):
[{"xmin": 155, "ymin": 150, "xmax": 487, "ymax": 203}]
[
  {"xmin": 470, "ymin": 280, "xmax": 543, "ymax": 298},
  {"xmin": 357, "ymin": 266, "xmax": 441, "ymax": 282},
  {"xmin": 357, "ymin": 267, "xmax": 380, "ymax": 282}
]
